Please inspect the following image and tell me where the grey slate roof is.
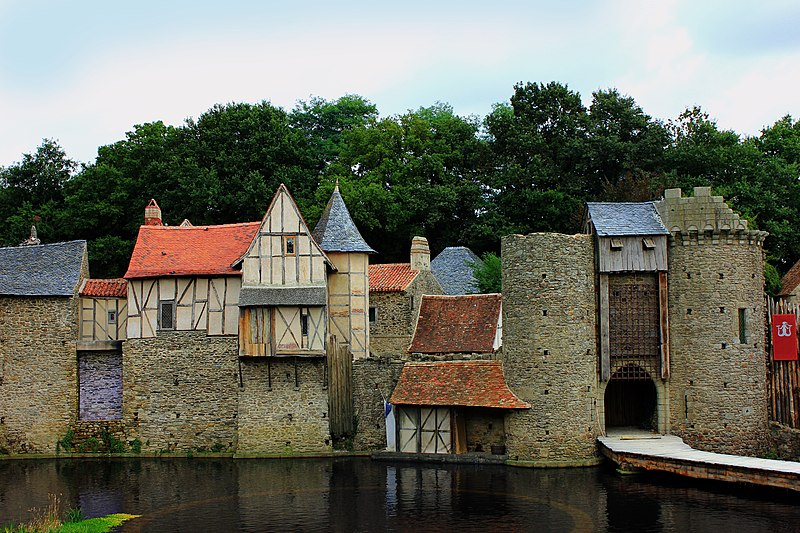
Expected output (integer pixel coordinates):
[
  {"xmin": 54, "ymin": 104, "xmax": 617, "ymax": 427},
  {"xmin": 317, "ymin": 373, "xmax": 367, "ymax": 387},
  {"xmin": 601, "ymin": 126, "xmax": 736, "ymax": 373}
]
[
  {"xmin": 431, "ymin": 246, "xmax": 481, "ymax": 295},
  {"xmin": 0, "ymin": 240, "xmax": 87, "ymax": 296},
  {"xmin": 586, "ymin": 202, "xmax": 669, "ymax": 237},
  {"xmin": 239, "ymin": 286, "xmax": 327, "ymax": 307},
  {"xmin": 312, "ymin": 186, "xmax": 376, "ymax": 253}
]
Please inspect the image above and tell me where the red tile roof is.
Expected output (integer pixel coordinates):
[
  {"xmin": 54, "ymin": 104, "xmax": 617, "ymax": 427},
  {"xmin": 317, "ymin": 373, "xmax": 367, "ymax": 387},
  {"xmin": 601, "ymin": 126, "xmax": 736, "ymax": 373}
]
[
  {"xmin": 409, "ymin": 294, "xmax": 502, "ymax": 354},
  {"xmin": 390, "ymin": 361, "xmax": 530, "ymax": 409},
  {"xmin": 124, "ymin": 222, "xmax": 260, "ymax": 279},
  {"xmin": 369, "ymin": 263, "xmax": 418, "ymax": 292},
  {"xmin": 780, "ymin": 259, "xmax": 800, "ymax": 296},
  {"xmin": 80, "ymin": 278, "xmax": 128, "ymax": 298}
]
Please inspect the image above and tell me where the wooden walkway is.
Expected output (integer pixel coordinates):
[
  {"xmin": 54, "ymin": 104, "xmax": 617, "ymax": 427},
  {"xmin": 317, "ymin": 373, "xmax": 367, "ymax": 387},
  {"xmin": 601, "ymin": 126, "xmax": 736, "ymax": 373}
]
[{"xmin": 597, "ymin": 433, "xmax": 800, "ymax": 492}]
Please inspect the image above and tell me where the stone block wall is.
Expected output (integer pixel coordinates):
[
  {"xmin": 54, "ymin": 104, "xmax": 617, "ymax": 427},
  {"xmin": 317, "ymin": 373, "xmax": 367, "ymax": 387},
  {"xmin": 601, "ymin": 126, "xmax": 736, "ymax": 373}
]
[
  {"xmin": 122, "ymin": 331, "xmax": 239, "ymax": 453},
  {"xmin": 657, "ymin": 187, "xmax": 770, "ymax": 456},
  {"xmin": 237, "ymin": 357, "xmax": 331, "ymax": 454},
  {"xmin": 769, "ymin": 422, "xmax": 800, "ymax": 461},
  {"xmin": 352, "ymin": 356, "xmax": 405, "ymax": 450},
  {"xmin": 79, "ymin": 350, "xmax": 122, "ymax": 421},
  {"xmin": 465, "ymin": 408, "xmax": 506, "ymax": 452},
  {"xmin": 0, "ymin": 296, "xmax": 78, "ymax": 453},
  {"xmin": 501, "ymin": 233, "xmax": 600, "ymax": 465},
  {"xmin": 370, "ymin": 270, "xmax": 442, "ymax": 357}
]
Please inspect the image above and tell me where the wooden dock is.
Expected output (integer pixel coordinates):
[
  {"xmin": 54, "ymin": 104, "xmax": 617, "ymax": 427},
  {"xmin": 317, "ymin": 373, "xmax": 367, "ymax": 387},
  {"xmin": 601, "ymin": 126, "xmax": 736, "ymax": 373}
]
[{"xmin": 597, "ymin": 433, "xmax": 800, "ymax": 492}]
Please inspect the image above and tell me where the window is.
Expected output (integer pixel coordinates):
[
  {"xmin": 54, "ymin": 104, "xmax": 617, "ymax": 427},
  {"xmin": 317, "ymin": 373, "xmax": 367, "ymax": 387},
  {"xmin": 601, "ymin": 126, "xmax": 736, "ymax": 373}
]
[
  {"xmin": 108, "ymin": 310, "xmax": 117, "ymax": 324},
  {"xmin": 642, "ymin": 238, "xmax": 656, "ymax": 250},
  {"xmin": 610, "ymin": 238, "xmax": 624, "ymax": 250},
  {"xmin": 369, "ymin": 307, "xmax": 377, "ymax": 324},
  {"xmin": 159, "ymin": 300, "xmax": 175, "ymax": 330},
  {"xmin": 285, "ymin": 236, "xmax": 296, "ymax": 255},
  {"xmin": 738, "ymin": 308, "xmax": 747, "ymax": 343},
  {"xmin": 300, "ymin": 312, "xmax": 309, "ymax": 336}
]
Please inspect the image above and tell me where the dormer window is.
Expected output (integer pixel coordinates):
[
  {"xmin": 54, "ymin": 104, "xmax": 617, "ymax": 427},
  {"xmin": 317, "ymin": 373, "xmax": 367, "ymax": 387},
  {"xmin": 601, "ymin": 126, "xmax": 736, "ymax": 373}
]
[{"xmin": 285, "ymin": 236, "xmax": 296, "ymax": 256}]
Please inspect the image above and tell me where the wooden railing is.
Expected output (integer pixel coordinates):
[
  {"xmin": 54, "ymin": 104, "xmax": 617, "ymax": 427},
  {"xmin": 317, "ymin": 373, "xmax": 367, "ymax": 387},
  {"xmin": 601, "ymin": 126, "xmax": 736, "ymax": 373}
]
[{"xmin": 765, "ymin": 296, "xmax": 800, "ymax": 428}]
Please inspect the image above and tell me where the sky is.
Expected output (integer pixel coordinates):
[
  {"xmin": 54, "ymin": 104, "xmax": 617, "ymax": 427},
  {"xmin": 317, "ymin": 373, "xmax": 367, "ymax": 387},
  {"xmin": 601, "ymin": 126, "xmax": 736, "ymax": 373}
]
[{"xmin": 1, "ymin": 0, "xmax": 799, "ymax": 167}]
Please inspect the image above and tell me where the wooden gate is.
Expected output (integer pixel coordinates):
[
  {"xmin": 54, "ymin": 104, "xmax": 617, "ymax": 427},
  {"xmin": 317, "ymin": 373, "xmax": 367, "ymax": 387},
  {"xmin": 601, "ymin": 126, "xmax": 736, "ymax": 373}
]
[{"xmin": 327, "ymin": 335, "xmax": 353, "ymax": 439}]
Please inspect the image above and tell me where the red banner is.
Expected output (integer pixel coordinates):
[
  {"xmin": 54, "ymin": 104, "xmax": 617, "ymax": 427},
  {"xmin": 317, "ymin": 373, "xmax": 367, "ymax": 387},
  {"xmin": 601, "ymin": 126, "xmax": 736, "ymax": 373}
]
[{"xmin": 772, "ymin": 314, "xmax": 799, "ymax": 361}]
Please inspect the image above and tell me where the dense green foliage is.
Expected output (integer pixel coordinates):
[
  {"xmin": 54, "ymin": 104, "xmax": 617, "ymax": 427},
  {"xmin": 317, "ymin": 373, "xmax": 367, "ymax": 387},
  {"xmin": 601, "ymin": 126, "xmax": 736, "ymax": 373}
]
[
  {"xmin": 2, "ymin": 85, "xmax": 799, "ymax": 280},
  {"xmin": 470, "ymin": 252, "xmax": 502, "ymax": 294}
]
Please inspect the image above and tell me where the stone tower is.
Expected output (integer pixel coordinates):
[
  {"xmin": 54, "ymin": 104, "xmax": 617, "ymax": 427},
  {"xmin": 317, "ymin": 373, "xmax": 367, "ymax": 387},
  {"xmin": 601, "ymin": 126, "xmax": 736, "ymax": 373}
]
[
  {"xmin": 313, "ymin": 184, "xmax": 376, "ymax": 359},
  {"xmin": 501, "ymin": 233, "xmax": 599, "ymax": 465},
  {"xmin": 655, "ymin": 187, "xmax": 769, "ymax": 455}
]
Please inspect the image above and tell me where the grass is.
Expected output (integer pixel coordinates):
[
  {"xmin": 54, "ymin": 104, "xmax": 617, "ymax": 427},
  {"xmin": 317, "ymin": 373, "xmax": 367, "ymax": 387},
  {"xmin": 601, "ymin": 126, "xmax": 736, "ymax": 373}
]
[{"xmin": 1, "ymin": 493, "xmax": 138, "ymax": 533}]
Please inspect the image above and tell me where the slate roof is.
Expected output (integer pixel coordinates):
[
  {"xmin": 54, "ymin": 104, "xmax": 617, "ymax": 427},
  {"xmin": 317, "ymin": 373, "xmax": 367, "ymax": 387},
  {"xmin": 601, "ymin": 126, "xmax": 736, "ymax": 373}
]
[
  {"xmin": 369, "ymin": 263, "xmax": 418, "ymax": 292},
  {"xmin": 80, "ymin": 278, "xmax": 128, "ymax": 298},
  {"xmin": 409, "ymin": 294, "xmax": 502, "ymax": 354},
  {"xmin": 313, "ymin": 185, "xmax": 375, "ymax": 253},
  {"xmin": 0, "ymin": 240, "xmax": 86, "ymax": 296},
  {"xmin": 125, "ymin": 222, "xmax": 260, "ymax": 279},
  {"xmin": 431, "ymin": 246, "xmax": 481, "ymax": 295},
  {"xmin": 586, "ymin": 202, "xmax": 669, "ymax": 236},
  {"xmin": 389, "ymin": 361, "xmax": 530, "ymax": 409},
  {"xmin": 779, "ymin": 259, "xmax": 800, "ymax": 296}
]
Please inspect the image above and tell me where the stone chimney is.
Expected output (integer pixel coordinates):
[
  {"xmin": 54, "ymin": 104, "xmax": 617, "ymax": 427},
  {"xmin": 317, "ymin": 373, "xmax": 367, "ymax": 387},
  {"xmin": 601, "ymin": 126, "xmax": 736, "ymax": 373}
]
[
  {"xmin": 19, "ymin": 225, "xmax": 40, "ymax": 246},
  {"xmin": 144, "ymin": 199, "xmax": 163, "ymax": 226},
  {"xmin": 410, "ymin": 236, "xmax": 431, "ymax": 271}
]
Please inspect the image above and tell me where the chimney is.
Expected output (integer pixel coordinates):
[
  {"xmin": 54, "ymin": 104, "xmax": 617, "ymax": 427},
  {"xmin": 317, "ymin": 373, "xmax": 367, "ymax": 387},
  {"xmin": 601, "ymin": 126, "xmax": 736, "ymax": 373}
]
[
  {"xmin": 144, "ymin": 199, "xmax": 163, "ymax": 226},
  {"xmin": 410, "ymin": 236, "xmax": 430, "ymax": 271}
]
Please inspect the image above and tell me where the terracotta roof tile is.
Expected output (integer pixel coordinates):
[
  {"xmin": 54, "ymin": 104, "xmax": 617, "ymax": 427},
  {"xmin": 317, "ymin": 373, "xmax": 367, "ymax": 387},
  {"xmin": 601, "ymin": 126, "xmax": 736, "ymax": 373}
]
[
  {"xmin": 409, "ymin": 294, "xmax": 502, "ymax": 354},
  {"xmin": 369, "ymin": 263, "xmax": 418, "ymax": 292},
  {"xmin": 390, "ymin": 361, "xmax": 529, "ymax": 409},
  {"xmin": 124, "ymin": 222, "xmax": 260, "ymax": 279},
  {"xmin": 780, "ymin": 259, "xmax": 800, "ymax": 296},
  {"xmin": 80, "ymin": 278, "xmax": 128, "ymax": 298}
]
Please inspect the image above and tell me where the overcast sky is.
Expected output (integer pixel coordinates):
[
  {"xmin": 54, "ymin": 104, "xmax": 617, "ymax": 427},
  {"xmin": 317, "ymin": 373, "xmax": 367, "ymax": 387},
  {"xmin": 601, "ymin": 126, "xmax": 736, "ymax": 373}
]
[{"xmin": 1, "ymin": 0, "xmax": 799, "ymax": 167}]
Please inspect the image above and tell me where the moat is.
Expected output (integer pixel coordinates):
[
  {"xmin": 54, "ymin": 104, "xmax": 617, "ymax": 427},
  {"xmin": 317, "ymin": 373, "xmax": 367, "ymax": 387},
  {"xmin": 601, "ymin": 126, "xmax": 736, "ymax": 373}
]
[{"xmin": 1, "ymin": 457, "xmax": 798, "ymax": 532}]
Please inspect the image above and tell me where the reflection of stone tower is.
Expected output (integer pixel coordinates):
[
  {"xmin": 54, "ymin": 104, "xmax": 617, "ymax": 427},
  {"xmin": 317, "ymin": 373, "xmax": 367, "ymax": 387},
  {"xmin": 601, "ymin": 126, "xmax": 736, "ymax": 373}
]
[
  {"xmin": 313, "ymin": 185, "xmax": 376, "ymax": 359},
  {"xmin": 655, "ymin": 187, "xmax": 769, "ymax": 456}
]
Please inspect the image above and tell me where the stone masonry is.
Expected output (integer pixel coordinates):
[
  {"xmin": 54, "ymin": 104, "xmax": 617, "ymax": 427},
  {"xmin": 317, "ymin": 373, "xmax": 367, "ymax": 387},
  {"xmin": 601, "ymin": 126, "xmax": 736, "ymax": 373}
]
[
  {"xmin": 237, "ymin": 357, "xmax": 331, "ymax": 454},
  {"xmin": 502, "ymin": 233, "xmax": 600, "ymax": 465},
  {"xmin": 0, "ymin": 296, "xmax": 79, "ymax": 454},
  {"xmin": 352, "ymin": 356, "xmax": 405, "ymax": 450},
  {"xmin": 656, "ymin": 187, "xmax": 770, "ymax": 456},
  {"xmin": 122, "ymin": 331, "xmax": 239, "ymax": 453}
]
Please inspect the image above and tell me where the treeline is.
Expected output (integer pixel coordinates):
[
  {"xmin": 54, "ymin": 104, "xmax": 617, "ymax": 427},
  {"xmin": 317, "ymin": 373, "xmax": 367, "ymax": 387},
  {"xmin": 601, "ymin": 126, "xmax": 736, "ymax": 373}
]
[{"xmin": 1, "ymin": 82, "xmax": 799, "ymax": 288}]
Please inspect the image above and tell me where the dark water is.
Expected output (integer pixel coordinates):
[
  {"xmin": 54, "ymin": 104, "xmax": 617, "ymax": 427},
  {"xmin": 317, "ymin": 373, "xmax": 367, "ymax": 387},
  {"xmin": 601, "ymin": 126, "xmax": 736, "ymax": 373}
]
[{"xmin": 0, "ymin": 457, "xmax": 798, "ymax": 532}]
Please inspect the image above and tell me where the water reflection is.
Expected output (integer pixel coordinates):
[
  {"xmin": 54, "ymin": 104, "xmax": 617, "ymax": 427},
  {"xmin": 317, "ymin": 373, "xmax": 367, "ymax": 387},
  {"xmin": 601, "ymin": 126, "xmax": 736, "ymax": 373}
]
[{"xmin": 0, "ymin": 458, "xmax": 797, "ymax": 532}]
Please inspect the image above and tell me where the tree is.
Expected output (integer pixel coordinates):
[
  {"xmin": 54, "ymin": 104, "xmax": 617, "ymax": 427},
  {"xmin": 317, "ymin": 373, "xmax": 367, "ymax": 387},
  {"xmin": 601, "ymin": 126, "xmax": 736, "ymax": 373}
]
[
  {"xmin": 0, "ymin": 139, "xmax": 76, "ymax": 245},
  {"xmin": 470, "ymin": 252, "xmax": 502, "ymax": 293}
]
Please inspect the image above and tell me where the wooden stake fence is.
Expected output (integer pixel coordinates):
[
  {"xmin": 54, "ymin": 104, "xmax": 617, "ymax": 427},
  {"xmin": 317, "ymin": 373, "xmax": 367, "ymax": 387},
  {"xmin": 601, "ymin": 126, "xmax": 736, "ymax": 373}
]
[
  {"xmin": 327, "ymin": 335, "xmax": 354, "ymax": 439},
  {"xmin": 765, "ymin": 296, "xmax": 800, "ymax": 428}
]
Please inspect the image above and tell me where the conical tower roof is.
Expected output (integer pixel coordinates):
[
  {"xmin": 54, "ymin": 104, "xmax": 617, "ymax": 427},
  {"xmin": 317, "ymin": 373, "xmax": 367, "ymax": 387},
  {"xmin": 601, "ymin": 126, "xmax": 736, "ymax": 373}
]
[{"xmin": 313, "ymin": 185, "xmax": 376, "ymax": 253}]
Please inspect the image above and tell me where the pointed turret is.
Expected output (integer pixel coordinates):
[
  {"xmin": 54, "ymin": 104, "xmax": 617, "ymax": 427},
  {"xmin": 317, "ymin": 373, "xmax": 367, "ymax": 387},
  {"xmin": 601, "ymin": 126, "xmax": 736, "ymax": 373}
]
[{"xmin": 313, "ymin": 184, "xmax": 375, "ymax": 253}]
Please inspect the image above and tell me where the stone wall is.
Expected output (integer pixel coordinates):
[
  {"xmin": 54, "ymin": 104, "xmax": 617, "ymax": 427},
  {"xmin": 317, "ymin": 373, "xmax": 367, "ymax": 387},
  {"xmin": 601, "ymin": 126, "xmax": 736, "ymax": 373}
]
[
  {"xmin": 237, "ymin": 357, "xmax": 331, "ymax": 454},
  {"xmin": 464, "ymin": 408, "xmax": 506, "ymax": 452},
  {"xmin": 0, "ymin": 296, "xmax": 78, "ymax": 454},
  {"xmin": 79, "ymin": 350, "xmax": 122, "ymax": 421},
  {"xmin": 501, "ymin": 233, "xmax": 600, "ymax": 465},
  {"xmin": 122, "ymin": 331, "xmax": 239, "ymax": 453},
  {"xmin": 657, "ymin": 187, "xmax": 770, "ymax": 456},
  {"xmin": 352, "ymin": 356, "xmax": 405, "ymax": 450},
  {"xmin": 769, "ymin": 422, "xmax": 800, "ymax": 461},
  {"xmin": 370, "ymin": 270, "xmax": 442, "ymax": 358}
]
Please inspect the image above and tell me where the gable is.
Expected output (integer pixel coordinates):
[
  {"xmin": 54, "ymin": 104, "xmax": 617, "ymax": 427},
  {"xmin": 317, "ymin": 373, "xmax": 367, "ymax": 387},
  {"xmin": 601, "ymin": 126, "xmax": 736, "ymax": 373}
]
[{"xmin": 240, "ymin": 184, "xmax": 332, "ymax": 288}]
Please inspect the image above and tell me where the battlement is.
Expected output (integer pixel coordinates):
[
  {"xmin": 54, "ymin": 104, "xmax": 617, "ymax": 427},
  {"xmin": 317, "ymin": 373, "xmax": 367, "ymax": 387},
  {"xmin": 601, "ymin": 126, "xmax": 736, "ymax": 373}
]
[{"xmin": 655, "ymin": 187, "xmax": 768, "ymax": 247}]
